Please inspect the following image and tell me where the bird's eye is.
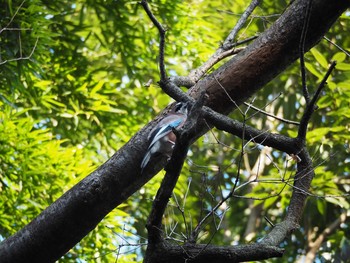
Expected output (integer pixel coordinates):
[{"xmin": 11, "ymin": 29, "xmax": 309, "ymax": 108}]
[{"xmin": 174, "ymin": 102, "xmax": 183, "ymax": 112}]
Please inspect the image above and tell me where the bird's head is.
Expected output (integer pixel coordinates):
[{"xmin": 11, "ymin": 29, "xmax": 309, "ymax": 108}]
[{"xmin": 174, "ymin": 101, "xmax": 190, "ymax": 115}]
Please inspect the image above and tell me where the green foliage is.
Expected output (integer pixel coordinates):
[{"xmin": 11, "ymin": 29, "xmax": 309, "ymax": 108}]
[
  {"xmin": 0, "ymin": 0, "xmax": 349, "ymax": 262},
  {"xmin": 0, "ymin": 107, "xmax": 94, "ymax": 235}
]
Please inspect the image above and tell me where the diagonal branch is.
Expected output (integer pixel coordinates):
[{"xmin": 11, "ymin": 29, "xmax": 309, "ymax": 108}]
[
  {"xmin": 299, "ymin": 0, "xmax": 313, "ymax": 104},
  {"xmin": 261, "ymin": 40, "xmax": 338, "ymax": 251},
  {"xmin": 146, "ymin": 94, "xmax": 206, "ymax": 244},
  {"xmin": 171, "ymin": 0, "xmax": 261, "ymax": 88},
  {"xmin": 140, "ymin": 0, "xmax": 167, "ymax": 80},
  {"xmin": 298, "ymin": 61, "xmax": 337, "ymax": 140},
  {"xmin": 0, "ymin": 0, "xmax": 26, "ymax": 35},
  {"xmin": 222, "ymin": 0, "xmax": 261, "ymax": 50}
]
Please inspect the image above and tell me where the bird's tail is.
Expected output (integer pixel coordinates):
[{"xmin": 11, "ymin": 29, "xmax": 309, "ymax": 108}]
[{"xmin": 140, "ymin": 151, "xmax": 151, "ymax": 174}]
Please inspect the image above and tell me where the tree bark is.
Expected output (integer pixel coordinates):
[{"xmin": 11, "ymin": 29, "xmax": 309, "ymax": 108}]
[
  {"xmin": 0, "ymin": 0, "xmax": 348, "ymax": 262},
  {"xmin": 145, "ymin": 243, "xmax": 284, "ymax": 263}
]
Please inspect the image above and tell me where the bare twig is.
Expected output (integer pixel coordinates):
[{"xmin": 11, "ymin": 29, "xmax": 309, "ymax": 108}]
[
  {"xmin": 203, "ymin": 108, "xmax": 297, "ymax": 154},
  {"xmin": 172, "ymin": 177, "xmax": 192, "ymax": 238},
  {"xmin": 264, "ymin": 216, "xmax": 275, "ymax": 227},
  {"xmin": 140, "ymin": 0, "xmax": 167, "ymax": 80},
  {"xmin": 323, "ymin": 36, "xmax": 350, "ymax": 57},
  {"xmin": 0, "ymin": 37, "xmax": 39, "ymax": 65},
  {"xmin": 218, "ymin": 9, "xmax": 281, "ymax": 20},
  {"xmin": 0, "ymin": 1, "xmax": 39, "ymax": 66},
  {"xmin": 0, "ymin": 28, "xmax": 32, "ymax": 33},
  {"xmin": 214, "ymin": 75, "xmax": 244, "ymax": 115},
  {"xmin": 246, "ymin": 103, "xmax": 299, "ymax": 125},
  {"xmin": 0, "ymin": 0, "xmax": 26, "ymax": 35},
  {"xmin": 299, "ymin": 0, "xmax": 313, "ymax": 104},
  {"xmin": 171, "ymin": 0, "xmax": 261, "ymax": 88},
  {"xmin": 222, "ymin": 0, "xmax": 260, "ymax": 50},
  {"xmin": 298, "ymin": 61, "xmax": 337, "ymax": 140},
  {"xmin": 191, "ymin": 112, "xmax": 247, "ymax": 241}
]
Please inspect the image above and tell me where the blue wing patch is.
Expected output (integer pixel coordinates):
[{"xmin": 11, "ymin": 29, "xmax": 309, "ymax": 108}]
[{"xmin": 149, "ymin": 119, "xmax": 182, "ymax": 143}]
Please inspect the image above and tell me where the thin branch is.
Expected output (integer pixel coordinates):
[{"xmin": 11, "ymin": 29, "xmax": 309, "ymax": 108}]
[
  {"xmin": 214, "ymin": 75, "xmax": 244, "ymax": 116},
  {"xmin": 264, "ymin": 216, "xmax": 275, "ymax": 227},
  {"xmin": 232, "ymin": 35, "xmax": 258, "ymax": 46},
  {"xmin": 140, "ymin": 0, "xmax": 167, "ymax": 80},
  {"xmin": 204, "ymin": 108, "xmax": 297, "ymax": 154},
  {"xmin": 311, "ymin": 62, "xmax": 337, "ymax": 105},
  {"xmin": 298, "ymin": 61, "xmax": 337, "ymax": 140},
  {"xmin": 222, "ymin": 0, "xmax": 260, "ymax": 50},
  {"xmin": 323, "ymin": 36, "xmax": 350, "ymax": 57},
  {"xmin": 0, "ymin": 37, "xmax": 39, "ymax": 65},
  {"xmin": 0, "ymin": 27, "xmax": 32, "ymax": 32},
  {"xmin": 171, "ymin": 0, "xmax": 261, "ymax": 88},
  {"xmin": 244, "ymin": 101, "xmax": 300, "ymax": 125},
  {"xmin": 299, "ymin": 0, "xmax": 313, "ymax": 104},
  {"xmin": 172, "ymin": 177, "xmax": 192, "ymax": 238},
  {"xmin": 0, "ymin": 0, "xmax": 26, "ymax": 35},
  {"xmin": 19, "ymin": 31, "xmax": 22, "ymax": 58},
  {"xmin": 191, "ymin": 114, "xmax": 247, "ymax": 241},
  {"xmin": 218, "ymin": 9, "xmax": 281, "ymax": 20}
]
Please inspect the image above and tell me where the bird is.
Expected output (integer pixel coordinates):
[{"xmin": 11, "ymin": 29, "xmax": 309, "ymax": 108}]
[{"xmin": 141, "ymin": 102, "xmax": 189, "ymax": 173}]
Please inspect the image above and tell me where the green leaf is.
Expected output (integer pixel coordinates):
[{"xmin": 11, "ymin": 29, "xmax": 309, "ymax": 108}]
[
  {"xmin": 310, "ymin": 48, "xmax": 329, "ymax": 69},
  {"xmin": 336, "ymin": 62, "xmax": 350, "ymax": 71},
  {"xmin": 305, "ymin": 62, "xmax": 323, "ymax": 79},
  {"xmin": 90, "ymin": 81, "xmax": 105, "ymax": 97},
  {"xmin": 332, "ymin": 52, "xmax": 346, "ymax": 63},
  {"xmin": 316, "ymin": 199, "xmax": 326, "ymax": 216},
  {"xmin": 307, "ymin": 127, "xmax": 345, "ymax": 143}
]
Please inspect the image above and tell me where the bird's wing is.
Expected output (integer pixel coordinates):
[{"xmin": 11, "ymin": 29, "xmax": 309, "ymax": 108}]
[
  {"xmin": 148, "ymin": 116, "xmax": 184, "ymax": 149},
  {"xmin": 140, "ymin": 148, "xmax": 152, "ymax": 171}
]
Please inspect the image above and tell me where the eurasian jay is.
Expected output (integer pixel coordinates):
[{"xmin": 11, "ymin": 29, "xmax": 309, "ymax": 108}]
[{"xmin": 141, "ymin": 102, "xmax": 189, "ymax": 172}]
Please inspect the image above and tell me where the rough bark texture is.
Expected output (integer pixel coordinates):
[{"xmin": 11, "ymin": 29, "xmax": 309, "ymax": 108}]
[
  {"xmin": 145, "ymin": 243, "xmax": 284, "ymax": 263},
  {"xmin": 0, "ymin": 0, "xmax": 349, "ymax": 262}
]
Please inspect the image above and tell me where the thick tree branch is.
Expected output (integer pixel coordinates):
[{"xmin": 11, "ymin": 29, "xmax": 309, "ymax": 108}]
[
  {"xmin": 145, "ymin": 139, "xmax": 189, "ymax": 244},
  {"xmin": 146, "ymin": 94, "xmax": 206, "ymax": 244},
  {"xmin": 145, "ymin": 242, "xmax": 284, "ymax": 263},
  {"xmin": 260, "ymin": 147, "xmax": 314, "ymax": 246},
  {"xmin": 204, "ymin": 108, "xmax": 297, "ymax": 154},
  {"xmin": 0, "ymin": 1, "xmax": 348, "ymax": 262}
]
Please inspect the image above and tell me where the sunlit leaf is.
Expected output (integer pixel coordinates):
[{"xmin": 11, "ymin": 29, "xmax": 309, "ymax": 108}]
[{"xmin": 310, "ymin": 48, "xmax": 329, "ymax": 69}]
